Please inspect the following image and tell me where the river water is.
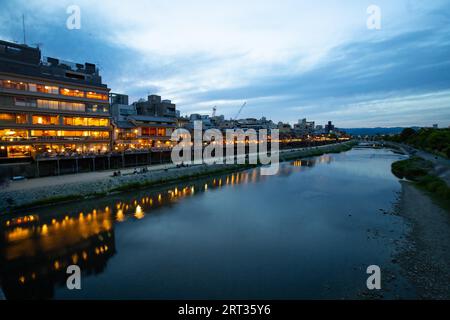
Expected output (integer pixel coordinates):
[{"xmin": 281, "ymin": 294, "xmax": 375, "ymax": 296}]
[{"xmin": 0, "ymin": 147, "xmax": 413, "ymax": 299}]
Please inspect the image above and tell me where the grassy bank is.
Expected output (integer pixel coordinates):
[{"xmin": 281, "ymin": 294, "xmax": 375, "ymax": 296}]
[
  {"xmin": 392, "ymin": 157, "xmax": 450, "ymax": 209},
  {"xmin": 386, "ymin": 128, "xmax": 450, "ymax": 158}
]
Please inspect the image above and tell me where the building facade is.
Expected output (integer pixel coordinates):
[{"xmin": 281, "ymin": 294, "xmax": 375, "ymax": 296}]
[
  {"xmin": 325, "ymin": 121, "xmax": 335, "ymax": 134},
  {"xmin": 294, "ymin": 118, "xmax": 315, "ymax": 136},
  {"xmin": 133, "ymin": 95, "xmax": 177, "ymax": 118},
  {"xmin": 0, "ymin": 40, "xmax": 111, "ymax": 160},
  {"xmin": 111, "ymin": 93, "xmax": 176, "ymax": 151}
]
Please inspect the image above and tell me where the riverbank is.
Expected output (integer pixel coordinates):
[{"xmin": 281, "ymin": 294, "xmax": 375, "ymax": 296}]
[
  {"xmin": 391, "ymin": 157, "xmax": 450, "ymax": 210},
  {"xmin": 0, "ymin": 141, "xmax": 356, "ymax": 213},
  {"xmin": 393, "ymin": 181, "xmax": 450, "ymax": 299},
  {"xmin": 388, "ymin": 146, "xmax": 450, "ymax": 298}
]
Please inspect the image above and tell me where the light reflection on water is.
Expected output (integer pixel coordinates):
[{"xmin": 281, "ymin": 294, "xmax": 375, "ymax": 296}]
[{"xmin": 0, "ymin": 149, "xmax": 409, "ymax": 299}]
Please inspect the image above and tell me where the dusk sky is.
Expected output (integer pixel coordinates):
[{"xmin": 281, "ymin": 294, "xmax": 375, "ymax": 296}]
[{"xmin": 1, "ymin": 0, "xmax": 449, "ymax": 127}]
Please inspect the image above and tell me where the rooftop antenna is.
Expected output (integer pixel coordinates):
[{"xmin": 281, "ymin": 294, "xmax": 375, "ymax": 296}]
[{"xmin": 22, "ymin": 14, "xmax": 26, "ymax": 44}]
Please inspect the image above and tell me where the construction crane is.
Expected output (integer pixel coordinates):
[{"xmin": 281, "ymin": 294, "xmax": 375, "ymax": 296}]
[
  {"xmin": 211, "ymin": 106, "xmax": 217, "ymax": 117},
  {"xmin": 233, "ymin": 102, "xmax": 247, "ymax": 120}
]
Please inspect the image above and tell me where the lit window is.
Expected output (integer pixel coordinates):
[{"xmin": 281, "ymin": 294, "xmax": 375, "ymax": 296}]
[
  {"xmin": 86, "ymin": 91, "xmax": 108, "ymax": 101},
  {"xmin": 60, "ymin": 88, "xmax": 85, "ymax": 98},
  {"xmin": 32, "ymin": 115, "xmax": 58, "ymax": 125}
]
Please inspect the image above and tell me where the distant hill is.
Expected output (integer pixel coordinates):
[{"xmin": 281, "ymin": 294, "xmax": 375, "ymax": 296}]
[{"xmin": 339, "ymin": 127, "xmax": 420, "ymax": 136}]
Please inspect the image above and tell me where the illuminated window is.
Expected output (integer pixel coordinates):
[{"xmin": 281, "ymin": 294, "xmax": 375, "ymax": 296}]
[
  {"xmin": 0, "ymin": 129, "xmax": 28, "ymax": 140},
  {"xmin": 63, "ymin": 117, "xmax": 109, "ymax": 126},
  {"xmin": 63, "ymin": 117, "xmax": 73, "ymax": 126},
  {"xmin": 0, "ymin": 80, "xmax": 59, "ymax": 94},
  {"xmin": 0, "ymin": 80, "xmax": 27, "ymax": 90},
  {"xmin": 54, "ymin": 130, "xmax": 109, "ymax": 139},
  {"xmin": 0, "ymin": 113, "xmax": 26, "ymax": 124},
  {"xmin": 86, "ymin": 91, "xmax": 108, "ymax": 101},
  {"xmin": 5, "ymin": 145, "xmax": 31, "ymax": 158},
  {"xmin": 157, "ymin": 128, "xmax": 166, "ymax": 136},
  {"xmin": 60, "ymin": 88, "xmax": 85, "ymax": 98},
  {"xmin": 74, "ymin": 117, "xmax": 88, "ymax": 126},
  {"xmin": 87, "ymin": 118, "xmax": 109, "ymax": 126},
  {"xmin": 32, "ymin": 115, "xmax": 59, "ymax": 125},
  {"xmin": 30, "ymin": 130, "xmax": 57, "ymax": 137},
  {"xmin": 36, "ymin": 84, "xmax": 59, "ymax": 94}
]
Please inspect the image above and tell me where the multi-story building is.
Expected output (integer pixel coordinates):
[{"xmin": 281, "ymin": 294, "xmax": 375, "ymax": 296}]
[
  {"xmin": 133, "ymin": 94, "xmax": 177, "ymax": 118},
  {"xmin": 325, "ymin": 121, "xmax": 335, "ymax": 134},
  {"xmin": 0, "ymin": 40, "xmax": 111, "ymax": 160},
  {"xmin": 315, "ymin": 125, "xmax": 324, "ymax": 134},
  {"xmin": 237, "ymin": 117, "xmax": 276, "ymax": 131},
  {"xmin": 185, "ymin": 114, "xmax": 214, "ymax": 131},
  {"xmin": 277, "ymin": 122, "xmax": 292, "ymax": 135},
  {"xmin": 111, "ymin": 93, "xmax": 176, "ymax": 151},
  {"xmin": 294, "ymin": 118, "xmax": 315, "ymax": 136}
]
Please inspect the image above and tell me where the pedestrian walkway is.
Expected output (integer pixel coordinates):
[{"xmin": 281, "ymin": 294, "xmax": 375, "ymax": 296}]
[
  {"xmin": 2, "ymin": 143, "xmax": 346, "ymax": 193},
  {"xmin": 400, "ymin": 143, "xmax": 450, "ymax": 185},
  {"xmin": 3, "ymin": 163, "xmax": 176, "ymax": 192}
]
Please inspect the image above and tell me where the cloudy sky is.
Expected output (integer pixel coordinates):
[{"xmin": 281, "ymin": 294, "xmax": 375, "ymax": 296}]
[{"xmin": 1, "ymin": 0, "xmax": 449, "ymax": 127}]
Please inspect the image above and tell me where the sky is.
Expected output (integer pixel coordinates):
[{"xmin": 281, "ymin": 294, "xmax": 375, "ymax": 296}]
[{"xmin": 0, "ymin": 0, "xmax": 449, "ymax": 128}]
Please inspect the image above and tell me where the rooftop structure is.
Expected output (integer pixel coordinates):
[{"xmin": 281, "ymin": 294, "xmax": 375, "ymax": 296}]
[{"xmin": 133, "ymin": 94, "xmax": 177, "ymax": 118}]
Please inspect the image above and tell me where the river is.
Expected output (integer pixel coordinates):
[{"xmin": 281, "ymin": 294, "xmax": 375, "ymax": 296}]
[{"xmin": 0, "ymin": 147, "xmax": 414, "ymax": 299}]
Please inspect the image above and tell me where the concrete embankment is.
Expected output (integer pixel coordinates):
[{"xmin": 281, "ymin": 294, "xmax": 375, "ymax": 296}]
[{"xmin": 0, "ymin": 141, "xmax": 355, "ymax": 213}]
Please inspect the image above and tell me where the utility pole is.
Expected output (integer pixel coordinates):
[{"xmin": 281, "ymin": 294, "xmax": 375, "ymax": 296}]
[{"xmin": 22, "ymin": 14, "xmax": 26, "ymax": 44}]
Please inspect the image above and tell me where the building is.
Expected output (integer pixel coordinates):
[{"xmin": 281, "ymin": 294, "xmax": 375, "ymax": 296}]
[
  {"xmin": 237, "ymin": 117, "xmax": 275, "ymax": 131},
  {"xmin": 110, "ymin": 93, "xmax": 135, "ymax": 122},
  {"xmin": 176, "ymin": 116, "xmax": 189, "ymax": 129},
  {"xmin": 277, "ymin": 122, "xmax": 292, "ymax": 135},
  {"xmin": 133, "ymin": 94, "xmax": 177, "ymax": 118},
  {"xmin": 325, "ymin": 121, "xmax": 335, "ymax": 134},
  {"xmin": 0, "ymin": 40, "xmax": 111, "ymax": 160},
  {"xmin": 294, "ymin": 118, "xmax": 315, "ymax": 136},
  {"xmin": 111, "ymin": 94, "xmax": 176, "ymax": 151},
  {"xmin": 315, "ymin": 125, "xmax": 324, "ymax": 134},
  {"xmin": 185, "ymin": 114, "xmax": 213, "ymax": 131}
]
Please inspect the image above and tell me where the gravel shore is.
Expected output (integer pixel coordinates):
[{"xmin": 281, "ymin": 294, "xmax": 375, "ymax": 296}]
[{"xmin": 394, "ymin": 181, "xmax": 450, "ymax": 299}]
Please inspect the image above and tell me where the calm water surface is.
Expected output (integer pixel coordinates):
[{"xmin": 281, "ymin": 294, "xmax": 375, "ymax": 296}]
[{"xmin": 0, "ymin": 148, "xmax": 411, "ymax": 299}]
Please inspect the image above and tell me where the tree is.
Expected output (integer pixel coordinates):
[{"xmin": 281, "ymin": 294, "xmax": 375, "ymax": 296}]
[{"xmin": 399, "ymin": 128, "xmax": 416, "ymax": 141}]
